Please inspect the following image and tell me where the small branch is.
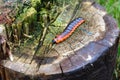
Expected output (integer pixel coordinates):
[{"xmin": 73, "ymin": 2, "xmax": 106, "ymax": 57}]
[
  {"xmin": 23, "ymin": 33, "xmax": 32, "ymax": 38},
  {"xmin": 31, "ymin": 10, "xmax": 62, "ymax": 63}
]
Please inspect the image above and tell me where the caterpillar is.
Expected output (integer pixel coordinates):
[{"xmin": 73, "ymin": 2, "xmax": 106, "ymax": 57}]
[{"xmin": 52, "ymin": 17, "xmax": 85, "ymax": 44}]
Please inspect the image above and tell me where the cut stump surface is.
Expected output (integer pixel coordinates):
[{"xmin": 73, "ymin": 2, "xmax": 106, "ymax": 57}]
[{"xmin": 0, "ymin": 0, "xmax": 120, "ymax": 80}]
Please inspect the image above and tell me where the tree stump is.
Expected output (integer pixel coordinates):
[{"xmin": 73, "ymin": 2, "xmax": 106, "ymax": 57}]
[{"xmin": 0, "ymin": 0, "xmax": 120, "ymax": 80}]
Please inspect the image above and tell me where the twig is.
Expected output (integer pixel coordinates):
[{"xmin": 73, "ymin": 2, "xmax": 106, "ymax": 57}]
[{"xmin": 30, "ymin": 10, "xmax": 61, "ymax": 63}]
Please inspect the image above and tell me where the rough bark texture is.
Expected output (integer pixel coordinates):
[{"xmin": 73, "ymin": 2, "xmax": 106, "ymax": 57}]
[{"xmin": 0, "ymin": 0, "xmax": 120, "ymax": 80}]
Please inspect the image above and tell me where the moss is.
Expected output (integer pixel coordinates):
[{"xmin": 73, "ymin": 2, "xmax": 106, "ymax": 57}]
[
  {"xmin": 16, "ymin": 7, "xmax": 37, "ymax": 23},
  {"xmin": 31, "ymin": 0, "xmax": 41, "ymax": 11}
]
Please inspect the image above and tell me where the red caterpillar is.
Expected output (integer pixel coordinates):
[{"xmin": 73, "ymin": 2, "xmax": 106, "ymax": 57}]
[{"xmin": 52, "ymin": 18, "xmax": 85, "ymax": 44}]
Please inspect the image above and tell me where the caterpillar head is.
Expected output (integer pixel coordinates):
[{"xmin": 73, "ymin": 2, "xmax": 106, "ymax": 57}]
[{"xmin": 52, "ymin": 35, "xmax": 63, "ymax": 44}]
